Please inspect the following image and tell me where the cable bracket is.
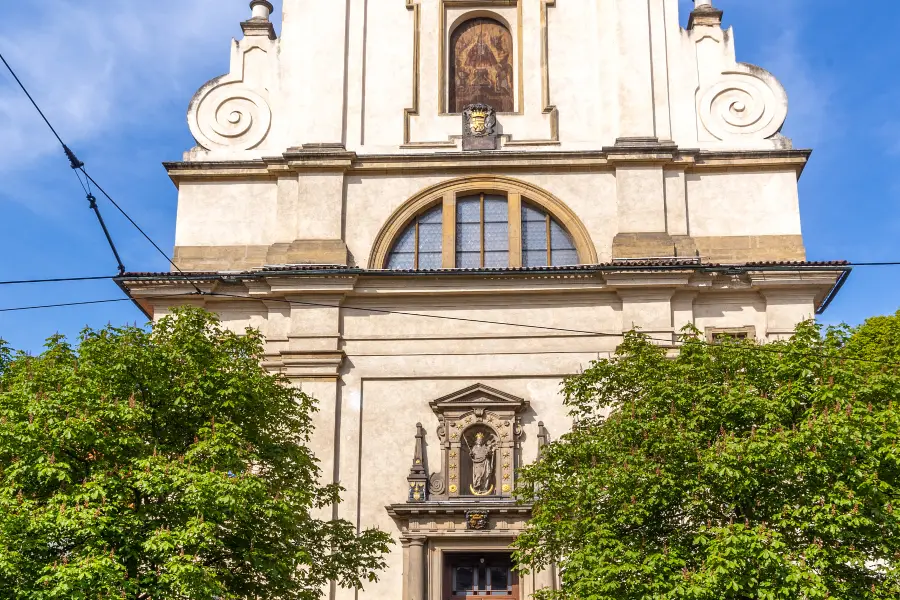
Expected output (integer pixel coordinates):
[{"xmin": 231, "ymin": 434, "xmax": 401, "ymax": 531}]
[
  {"xmin": 86, "ymin": 193, "xmax": 126, "ymax": 275},
  {"xmin": 63, "ymin": 145, "xmax": 84, "ymax": 170}
]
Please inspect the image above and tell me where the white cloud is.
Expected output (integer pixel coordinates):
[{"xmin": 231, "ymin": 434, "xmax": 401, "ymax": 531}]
[
  {"xmin": 0, "ymin": 0, "xmax": 274, "ymax": 172},
  {"xmin": 758, "ymin": 28, "xmax": 837, "ymax": 149}
]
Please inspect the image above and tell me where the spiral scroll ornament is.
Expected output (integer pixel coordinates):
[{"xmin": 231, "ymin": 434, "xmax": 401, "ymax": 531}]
[
  {"xmin": 429, "ymin": 472, "xmax": 446, "ymax": 495},
  {"xmin": 188, "ymin": 78, "xmax": 272, "ymax": 151},
  {"xmin": 698, "ymin": 69, "xmax": 787, "ymax": 141}
]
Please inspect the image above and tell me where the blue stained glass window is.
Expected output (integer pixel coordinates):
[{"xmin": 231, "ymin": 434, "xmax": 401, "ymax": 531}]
[
  {"xmin": 386, "ymin": 194, "xmax": 578, "ymax": 270},
  {"xmin": 522, "ymin": 202, "xmax": 577, "ymax": 266},
  {"xmin": 386, "ymin": 204, "xmax": 443, "ymax": 270},
  {"xmin": 455, "ymin": 194, "xmax": 510, "ymax": 269}
]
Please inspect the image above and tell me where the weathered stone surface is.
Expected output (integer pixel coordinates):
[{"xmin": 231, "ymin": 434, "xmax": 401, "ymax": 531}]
[{"xmin": 126, "ymin": 2, "xmax": 844, "ymax": 598}]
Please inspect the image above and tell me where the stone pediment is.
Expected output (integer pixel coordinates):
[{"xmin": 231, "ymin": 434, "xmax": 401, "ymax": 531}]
[{"xmin": 428, "ymin": 384, "xmax": 529, "ymax": 415}]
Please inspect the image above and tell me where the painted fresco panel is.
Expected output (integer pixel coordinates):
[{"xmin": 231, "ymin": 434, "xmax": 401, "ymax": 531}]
[{"xmin": 450, "ymin": 18, "xmax": 515, "ymax": 113}]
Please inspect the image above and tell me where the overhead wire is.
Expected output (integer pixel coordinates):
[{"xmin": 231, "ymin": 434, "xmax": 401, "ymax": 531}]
[
  {"xmin": 0, "ymin": 294, "xmax": 200, "ymax": 314},
  {"xmin": 201, "ymin": 292, "xmax": 900, "ymax": 369},
  {"xmin": 0, "ymin": 260, "xmax": 892, "ymax": 289},
  {"xmin": 0, "ymin": 299, "xmax": 133, "ymax": 313},
  {"xmin": 0, "ymin": 286, "xmax": 897, "ymax": 367},
  {"xmin": 0, "ymin": 51, "xmax": 203, "ymax": 295},
  {"xmin": 1, "ymin": 35, "xmax": 897, "ymax": 366},
  {"xmin": 0, "ymin": 276, "xmax": 118, "ymax": 286}
]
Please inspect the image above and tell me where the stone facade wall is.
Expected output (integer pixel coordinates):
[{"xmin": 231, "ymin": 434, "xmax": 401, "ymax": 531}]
[{"xmin": 123, "ymin": 2, "xmax": 847, "ymax": 599}]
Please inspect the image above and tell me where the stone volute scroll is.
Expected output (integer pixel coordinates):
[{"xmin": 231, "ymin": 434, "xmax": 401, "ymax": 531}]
[
  {"xmin": 688, "ymin": 0, "xmax": 790, "ymax": 149},
  {"xmin": 428, "ymin": 384, "xmax": 528, "ymax": 500},
  {"xmin": 186, "ymin": 1, "xmax": 279, "ymax": 158}
]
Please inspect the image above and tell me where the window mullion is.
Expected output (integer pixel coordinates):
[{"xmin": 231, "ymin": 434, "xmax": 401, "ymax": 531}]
[
  {"xmin": 442, "ymin": 192, "xmax": 456, "ymax": 269},
  {"xmin": 507, "ymin": 193, "xmax": 522, "ymax": 268},
  {"xmin": 414, "ymin": 220, "xmax": 420, "ymax": 270},
  {"xmin": 480, "ymin": 193, "xmax": 485, "ymax": 268},
  {"xmin": 546, "ymin": 214, "xmax": 552, "ymax": 266}
]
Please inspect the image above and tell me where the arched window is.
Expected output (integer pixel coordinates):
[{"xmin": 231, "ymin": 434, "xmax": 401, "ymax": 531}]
[
  {"xmin": 522, "ymin": 202, "xmax": 579, "ymax": 267},
  {"xmin": 456, "ymin": 194, "xmax": 509, "ymax": 268},
  {"xmin": 385, "ymin": 193, "xmax": 578, "ymax": 270},
  {"xmin": 386, "ymin": 204, "xmax": 442, "ymax": 270},
  {"xmin": 450, "ymin": 17, "xmax": 514, "ymax": 113}
]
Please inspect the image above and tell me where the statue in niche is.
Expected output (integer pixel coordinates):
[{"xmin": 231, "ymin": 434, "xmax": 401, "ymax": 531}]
[{"xmin": 465, "ymin": 431, "xmax": 498, "ymax": 495}]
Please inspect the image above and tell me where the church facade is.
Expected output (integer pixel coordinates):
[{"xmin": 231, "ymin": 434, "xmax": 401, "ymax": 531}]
[{"xmin": 119, "ymin": 1, "xmax": 848, "ymax": 598}]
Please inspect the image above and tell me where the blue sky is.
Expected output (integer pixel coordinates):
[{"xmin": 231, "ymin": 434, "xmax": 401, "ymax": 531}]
[{"xmin": 0, "ymin": 0, "xmax": 898, "ymax": 353}]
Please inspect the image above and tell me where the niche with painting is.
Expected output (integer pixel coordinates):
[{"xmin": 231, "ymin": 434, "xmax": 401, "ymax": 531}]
[{"xmin": 449, "ymin": 17, "xmax": 515, "ymax": 114}]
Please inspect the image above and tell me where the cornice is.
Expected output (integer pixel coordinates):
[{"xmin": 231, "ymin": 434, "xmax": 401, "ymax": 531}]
[
  {"xmin": 162, "ymin": 148, "xmax": 812, "ymax": 183},
  {"xmin": 117, "ymin": 262, "xmax": 849, "ymax": 315},
  {"xmin": 387, "ymin": 500, "xmax": 532, "ymax": 518}
]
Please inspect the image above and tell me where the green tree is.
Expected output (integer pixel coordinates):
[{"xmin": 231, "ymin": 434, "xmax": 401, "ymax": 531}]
[
  {"xmin": 0, "ymin": 308, "xmax": 391, "ymax": 600},
  {"xmin": 514, "ymin": 316, "xmax": 900, "ymax": 600}
]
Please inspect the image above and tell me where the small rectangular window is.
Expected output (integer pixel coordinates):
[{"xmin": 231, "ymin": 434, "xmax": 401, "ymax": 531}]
[
  {"xmin": 446, "ymin": 553, "xmax": 518, "ymax": 599},
  {"xmin": 705, "ymin": 326, "xmax": 757, "ymax": 344}
]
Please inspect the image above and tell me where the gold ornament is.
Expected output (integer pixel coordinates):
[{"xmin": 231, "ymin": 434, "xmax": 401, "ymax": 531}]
[
  {"xmin": 469, "ymin": 107, "xmax": 489, "ymax": 133},
  {"xmin": 470, "ymin": 484, "xmax": 495, "ymax": 496},
  {"xmin": 449, "ymin": 484, "xmax": 458, "ymax": 493},
  {"xmin": 502, "ymin": 484, "xmax": 511, "ymax": 493}
]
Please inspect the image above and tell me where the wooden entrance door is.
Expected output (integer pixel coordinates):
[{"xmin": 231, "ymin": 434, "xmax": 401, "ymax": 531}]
[{"xmin": 444, "ymin": 553, "xmax": 519, "ymax": 599}]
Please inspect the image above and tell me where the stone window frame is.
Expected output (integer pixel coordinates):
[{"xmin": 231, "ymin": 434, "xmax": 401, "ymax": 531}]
[
  {"xmin": 429, "ymin": 537, "xmax": 529, "ymax": 600},
  {"xmin": 443, "ymin": 550, "xmax": 520, "ymax": 599},
  {"xmin": 369, "ymin": 176, "xmax": 598, "ymax": 269},
  {"xmin": 705, "ymin": 326, "xmax": 757, "ymax": 344}
]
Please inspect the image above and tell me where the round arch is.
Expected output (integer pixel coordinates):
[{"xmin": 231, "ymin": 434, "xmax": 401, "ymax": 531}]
[
  {"xmin": 368, "ymin": 175, "xmax": 599, "ymax": 269},
  {"xmin": 448, "ymin": 10, "xmax": 513, "ymax": 36}
]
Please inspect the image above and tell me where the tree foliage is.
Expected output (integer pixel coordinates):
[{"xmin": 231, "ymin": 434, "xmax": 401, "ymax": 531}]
[
  {"xmin": 0, "ymin": 308, "xmax": 391, "ymax": 600},
  {"xmin": 514, "ymin": 315, "xmax": 900, "ymax": 600}
]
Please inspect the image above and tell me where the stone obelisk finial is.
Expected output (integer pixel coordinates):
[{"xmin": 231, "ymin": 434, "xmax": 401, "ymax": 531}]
[
  {"xmin": 243, "ymin": 1, "xmax": 277, "ymax": 40},
  {"xmin": 406, "ymin": 423, "xmax": 428, "ymax": 502},
  {"xmin": 688, "ymin": 0, "xmax": 723, "ymax": 30}
]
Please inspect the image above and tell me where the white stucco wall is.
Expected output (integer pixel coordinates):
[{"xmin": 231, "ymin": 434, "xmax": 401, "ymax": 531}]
[{"xmin": 185, "ymin": 0, "xmax": 791, "ymax": 159}]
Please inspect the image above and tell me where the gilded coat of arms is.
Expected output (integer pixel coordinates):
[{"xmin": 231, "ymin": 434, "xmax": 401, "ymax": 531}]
[
  {"xmin": 463, "ymin": 103, "xmax": 497, "ymax": 137},
  {"xmin": 466, "ymin": 510, "xmax": 489, "ymax": 531},
  {"xmin": 462, "ymin": 103, "xmax": 498, "ymax": 151}
]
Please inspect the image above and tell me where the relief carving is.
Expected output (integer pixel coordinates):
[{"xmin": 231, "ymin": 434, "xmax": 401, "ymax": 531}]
[
  {"xmin": 186, "ymin": 3, "xmax": 277, "ymax": 155},
  {"xmin": 462, "ymin": 103, "xmax": 498, "ymax": 151},
  {"xmin": 428, "ymin": 384, "xmax": 528, "ymax": 500},
  {"xmin": 698, "ymin": 64, "xmax": 788, "ymax": 142},
  {"xmin": 189, "ymin": 78, "xmax": 272, "ymax": 151},
  {"xmin": 466, "ymin": 430, "xmax": 499, "ymax": 496}
]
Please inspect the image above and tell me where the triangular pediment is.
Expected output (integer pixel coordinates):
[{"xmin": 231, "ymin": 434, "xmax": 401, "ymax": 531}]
[{"xmin": 429, "ymin": 383, "xmax": 528, "ymax": 414}]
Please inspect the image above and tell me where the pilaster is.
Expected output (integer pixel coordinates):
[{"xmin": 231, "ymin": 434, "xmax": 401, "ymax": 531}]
[
  {"xmin": 405, "ymin": 537, "xmax": 426, "ymax": 600},
  {"xmin": 616, "ymin": 0, "xmax": 656, "ymax": 140},
  {"xmin": 280, "ymin": 0, "xmax": 351, "ymax": 145},
  {"xmin": 614, "ymin": 287, "xmax": 677, "ymax": 342},
  {"xmin": 760, "ymin": 290, "xmax": 817, "ymax": 341}
]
